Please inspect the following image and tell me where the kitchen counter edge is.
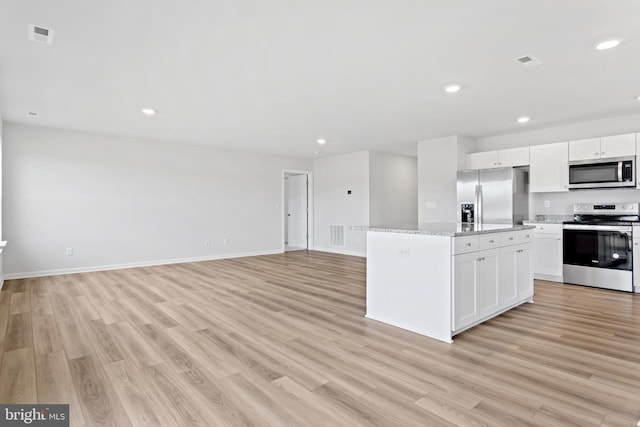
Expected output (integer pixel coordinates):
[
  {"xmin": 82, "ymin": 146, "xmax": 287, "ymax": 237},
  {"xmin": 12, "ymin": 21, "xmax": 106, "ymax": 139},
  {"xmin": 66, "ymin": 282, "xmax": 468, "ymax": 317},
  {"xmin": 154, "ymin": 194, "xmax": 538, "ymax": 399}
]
[{"xmin": 350, "ymin": 224, "xmax": 535, "ymax": 237}]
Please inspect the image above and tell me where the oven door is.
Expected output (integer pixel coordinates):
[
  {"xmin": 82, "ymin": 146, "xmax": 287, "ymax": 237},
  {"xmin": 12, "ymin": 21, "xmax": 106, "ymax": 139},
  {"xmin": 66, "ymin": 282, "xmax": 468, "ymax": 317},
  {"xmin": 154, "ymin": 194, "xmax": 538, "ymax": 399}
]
[
  {"xmin": 563, "ymin": 224, "xmax": 632, "ymax": 270},
  {"xmin": 563, "ymin": 224, "xmax": 634, "ymax": 291}
]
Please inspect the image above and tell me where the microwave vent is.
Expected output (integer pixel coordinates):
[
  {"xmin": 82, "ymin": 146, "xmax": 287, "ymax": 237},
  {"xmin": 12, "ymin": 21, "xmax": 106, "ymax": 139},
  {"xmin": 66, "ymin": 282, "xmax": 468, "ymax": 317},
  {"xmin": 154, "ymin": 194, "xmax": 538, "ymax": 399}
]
[
  {"xmin": 28, "ymin": 24, "xmax": 54, "ymax": 44},
  {"xmin": 513, "ymin": 54, "xmax": 541, "ymax": 67}
]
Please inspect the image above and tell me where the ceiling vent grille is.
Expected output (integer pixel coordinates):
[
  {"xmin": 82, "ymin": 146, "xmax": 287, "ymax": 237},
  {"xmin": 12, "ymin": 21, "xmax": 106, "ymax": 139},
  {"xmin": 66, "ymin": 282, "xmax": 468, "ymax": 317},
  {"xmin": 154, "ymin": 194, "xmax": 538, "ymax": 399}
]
[
  {"xmin": 28, "ymin": 24, "xmax": 54, "ymax": 44},
  {"xmin": 513, "ymin": 54, "xmax": 541, "ymax": 67}
]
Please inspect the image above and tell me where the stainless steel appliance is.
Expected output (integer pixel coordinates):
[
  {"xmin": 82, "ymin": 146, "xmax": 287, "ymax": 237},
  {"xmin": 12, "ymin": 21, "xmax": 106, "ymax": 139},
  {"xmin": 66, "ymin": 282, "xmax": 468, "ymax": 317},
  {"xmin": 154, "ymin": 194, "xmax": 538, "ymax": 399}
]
[
  {"xmin": 568, "ymin": 156, "xmax": 635, "ymax": 189},
  {"xmin": 563, "ymin": 203, "xmax": 638, "ymax": 292},
  {"xmin": 633, "ymin": 225, "xmax": 640, "ymax": 293},
  {"xmin": 456, "ymin": 167, "xmax": 528, "ymax": 224}
]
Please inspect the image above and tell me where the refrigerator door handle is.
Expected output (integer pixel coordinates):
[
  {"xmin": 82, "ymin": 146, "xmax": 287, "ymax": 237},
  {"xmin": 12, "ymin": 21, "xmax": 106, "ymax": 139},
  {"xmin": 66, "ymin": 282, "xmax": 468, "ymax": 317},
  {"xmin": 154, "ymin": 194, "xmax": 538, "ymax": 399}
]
[{"xmin": 475, "ymin": 184, "xmax": 482, "ymax": 224}]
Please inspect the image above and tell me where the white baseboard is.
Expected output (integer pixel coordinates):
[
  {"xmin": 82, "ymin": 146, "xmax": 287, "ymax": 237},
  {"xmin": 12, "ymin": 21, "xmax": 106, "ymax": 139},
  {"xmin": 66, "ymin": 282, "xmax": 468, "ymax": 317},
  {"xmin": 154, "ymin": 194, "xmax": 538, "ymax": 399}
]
[
  {"xmin": 533, "ymin": 273, "xmax": 564, "ymax": 283},
  {"xmin": 3, "ymin": 249, "xmax": 282, "ymax": 280},
  {"xmin": 312, "ymin": 246, "xmax": 366, "ymax": 258}
]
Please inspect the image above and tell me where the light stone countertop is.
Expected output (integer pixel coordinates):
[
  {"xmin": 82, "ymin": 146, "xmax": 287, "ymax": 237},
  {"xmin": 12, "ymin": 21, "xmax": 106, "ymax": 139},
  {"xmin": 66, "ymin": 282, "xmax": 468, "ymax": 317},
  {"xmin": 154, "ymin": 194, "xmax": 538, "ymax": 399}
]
[
  {"xmin": 525, "ymin": 215, "xmax": 573, "ymax": 224},
  {"xmin": 350, "ymin": 223, "xmax": 535, "ymax": 237}
]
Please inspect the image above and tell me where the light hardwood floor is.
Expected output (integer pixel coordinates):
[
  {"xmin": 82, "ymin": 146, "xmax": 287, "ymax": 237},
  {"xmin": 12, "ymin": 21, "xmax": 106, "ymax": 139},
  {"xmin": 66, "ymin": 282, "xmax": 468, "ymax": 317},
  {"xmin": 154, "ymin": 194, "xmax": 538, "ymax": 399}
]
[{"xmin": 0, "ymin": 250, "xmax": 639, "ymax": 426}]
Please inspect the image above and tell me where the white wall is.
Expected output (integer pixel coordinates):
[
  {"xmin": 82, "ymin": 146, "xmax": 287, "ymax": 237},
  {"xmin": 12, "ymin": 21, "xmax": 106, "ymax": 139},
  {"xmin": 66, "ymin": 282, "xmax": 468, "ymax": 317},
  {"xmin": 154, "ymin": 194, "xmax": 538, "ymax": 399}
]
[
  {"xmin": 476, "ymin": 113, "xmax": 640, "ymax": 151},
  {"xmin": 0, "ymin": 116, "xmax": 3, "ymax": 287},
  {"xmin": 418, "ymin": 135, "xmax": 475, "ymax": 223},
  {"xmin": 369, "ymin": 151, "xmax": 418, "ymax": 226},
  {"xmin": 313, "ymin": 151, "xmax": 369, "ymax": 256},
  {"xmin": 476, "ymin": 113, "xmax": 640, "ymax": 216},
  {"xmin": 3, "ymin": 123, "xmax": 311, "ymax": 278}
]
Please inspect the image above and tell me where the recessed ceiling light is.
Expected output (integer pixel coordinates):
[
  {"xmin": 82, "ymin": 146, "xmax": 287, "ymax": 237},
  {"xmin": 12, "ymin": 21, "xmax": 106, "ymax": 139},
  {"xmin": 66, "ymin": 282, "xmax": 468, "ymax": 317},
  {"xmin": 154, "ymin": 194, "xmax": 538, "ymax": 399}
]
[
  {"xmin": 317, "ymin": 138, "xmax": 326, "ymax": 145},
  {"xmin": 517, "ymin": 116, "xmax": 530, "ymax": 124},
  {"xmin": 637, "ymin": 96, "xmax": 640, "ymax": 101},
  {"xmin": 445, "ymin": 85, "xmax": 461, "ymax": 93},
  {"xmin": 595, "ymin": 39, "xmax": 621, "ymax": 50},
  {"xmin": 141, "ymin": 108, "xmax": 156, "ymax": 116}
]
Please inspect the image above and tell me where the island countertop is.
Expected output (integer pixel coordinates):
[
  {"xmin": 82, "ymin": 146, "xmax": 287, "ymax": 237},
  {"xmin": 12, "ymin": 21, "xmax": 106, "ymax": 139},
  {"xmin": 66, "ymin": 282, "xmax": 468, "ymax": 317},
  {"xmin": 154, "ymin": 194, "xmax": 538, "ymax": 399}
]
[{"xmin": 351, "ymin": 223, "xmax": 535, "ymax": 237}]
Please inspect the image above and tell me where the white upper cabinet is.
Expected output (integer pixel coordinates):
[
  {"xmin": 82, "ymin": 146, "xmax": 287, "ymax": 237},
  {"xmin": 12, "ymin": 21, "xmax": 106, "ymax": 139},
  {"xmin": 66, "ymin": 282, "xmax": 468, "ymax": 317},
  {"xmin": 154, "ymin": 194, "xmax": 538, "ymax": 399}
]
[
  {"xmin": 468, "ymin": 151, "xmax": 499, "ymax": 169},
  {"xmin": 498, "ymin": 147, "xmax": 530, "ymax": 167},
  {"xmin": 467, "ymin": 147, "xmax": 529, "ymax": 169},
  {"xmin": 600, "ymin": 133, "xmax": 636, "ymax": 158},
  {"xmin": 569, "ymin": 133, "xmax": 635, "ymax": 161},
  {"xmin": 530, "ymin": 142, "xmax": 569, "ymax": 192},
  {"xmin": 568, "ymin": 138, "xmax": 600, "ymax": 161}
]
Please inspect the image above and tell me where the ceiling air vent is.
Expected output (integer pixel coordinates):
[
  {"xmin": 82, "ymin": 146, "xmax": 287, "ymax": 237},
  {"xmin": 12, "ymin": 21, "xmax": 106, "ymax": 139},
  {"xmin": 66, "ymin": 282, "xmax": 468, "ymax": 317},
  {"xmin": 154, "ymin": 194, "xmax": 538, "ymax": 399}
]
[
  {"xmin": 28, "ymin": 24, "xmax": 54, "ymax": 44},
  {"xmin": 513, "ymin": 54, "xmax": 541, "ymax": 67}
]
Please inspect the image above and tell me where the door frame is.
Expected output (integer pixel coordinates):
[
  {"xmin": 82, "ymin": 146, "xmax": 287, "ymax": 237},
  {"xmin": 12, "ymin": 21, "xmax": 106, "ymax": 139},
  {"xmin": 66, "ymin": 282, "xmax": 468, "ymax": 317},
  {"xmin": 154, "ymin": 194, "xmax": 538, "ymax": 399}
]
[{"xmin": 282, "ymin": 169, "xmax": 313, "ymax": 252}]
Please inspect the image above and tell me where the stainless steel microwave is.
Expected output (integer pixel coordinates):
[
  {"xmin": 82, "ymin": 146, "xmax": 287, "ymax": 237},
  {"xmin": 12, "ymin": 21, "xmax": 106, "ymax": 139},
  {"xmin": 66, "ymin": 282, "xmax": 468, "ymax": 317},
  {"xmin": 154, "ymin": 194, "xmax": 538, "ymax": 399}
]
[{"xmin": 568, "ymin": 156, "xmax": 635, "ymax": 189}]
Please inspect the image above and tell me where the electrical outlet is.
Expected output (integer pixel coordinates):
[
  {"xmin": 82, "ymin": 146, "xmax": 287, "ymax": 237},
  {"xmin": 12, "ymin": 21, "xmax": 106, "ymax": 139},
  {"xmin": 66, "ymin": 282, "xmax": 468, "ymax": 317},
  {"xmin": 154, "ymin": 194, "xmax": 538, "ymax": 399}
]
[
  {"xmin": 204, "ymin": 240, "xmax": 210, "ymax": 246},
  {"xmin": 544, "ymin": 200, "xmax": 550, "ymax": 208},
  {"xmin": 223, "ymin": 238, "xmax": 228, "ymax": 245},
  {"xmin": 65, "ymin": 247, "xmax": 73, "ymax": 256},
  {"xmin": 425, "ymin": 201, "xmax": 437, "ymax": 208},
  {"xmin": 398, "ymin": 248, "xmax": 410, "ymax": 257}
]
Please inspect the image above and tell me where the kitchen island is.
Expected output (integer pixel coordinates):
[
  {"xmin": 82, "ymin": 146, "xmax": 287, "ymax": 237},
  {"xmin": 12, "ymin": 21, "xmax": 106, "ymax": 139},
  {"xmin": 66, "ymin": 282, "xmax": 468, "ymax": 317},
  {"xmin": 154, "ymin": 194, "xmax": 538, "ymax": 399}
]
[{"xmin": 358, "ymin": 223, "xmax": 535, "ymax": 343}]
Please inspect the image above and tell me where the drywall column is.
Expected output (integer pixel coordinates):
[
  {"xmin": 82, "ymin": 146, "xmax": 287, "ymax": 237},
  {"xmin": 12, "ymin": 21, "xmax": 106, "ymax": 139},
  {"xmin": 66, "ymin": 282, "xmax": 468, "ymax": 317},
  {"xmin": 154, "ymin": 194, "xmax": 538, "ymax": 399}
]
[
  {"xmin": 369, "ymin": 151, "xmax": 418, "ymax": 225},
  {"xmin": 418, "ymin": 135, "xmax": 475, "ymax": 223},
  {"xmin": 313, "ymin": 151, "xmax": 370, "ymax": 256},
  {"xmin": 0, "ymin": 116, "xmax": 3, "ymax": 287}
]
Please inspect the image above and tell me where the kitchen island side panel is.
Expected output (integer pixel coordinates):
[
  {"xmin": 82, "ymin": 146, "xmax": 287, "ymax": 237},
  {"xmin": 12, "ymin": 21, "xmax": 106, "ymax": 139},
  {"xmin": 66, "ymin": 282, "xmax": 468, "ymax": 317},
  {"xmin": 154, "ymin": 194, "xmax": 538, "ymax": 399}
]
[{"xmin": 366, "ymin": 231, "xmax": 452, "ymax": 343}]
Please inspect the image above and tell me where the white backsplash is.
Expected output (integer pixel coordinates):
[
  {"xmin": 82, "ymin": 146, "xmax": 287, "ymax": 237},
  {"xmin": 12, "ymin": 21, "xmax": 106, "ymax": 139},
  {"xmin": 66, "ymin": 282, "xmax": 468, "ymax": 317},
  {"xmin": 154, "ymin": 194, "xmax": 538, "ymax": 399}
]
[{"xmin": 532, "ymin": 188, "xmax": 640, "ymax": 215}]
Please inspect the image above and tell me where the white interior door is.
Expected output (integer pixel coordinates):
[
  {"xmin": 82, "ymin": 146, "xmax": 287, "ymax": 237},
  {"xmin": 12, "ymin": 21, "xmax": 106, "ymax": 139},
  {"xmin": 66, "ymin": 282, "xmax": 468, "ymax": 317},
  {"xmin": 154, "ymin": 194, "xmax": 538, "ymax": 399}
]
[{"xmin": 287, "ymin": 174, "xmax": 308, "ymax": 250}]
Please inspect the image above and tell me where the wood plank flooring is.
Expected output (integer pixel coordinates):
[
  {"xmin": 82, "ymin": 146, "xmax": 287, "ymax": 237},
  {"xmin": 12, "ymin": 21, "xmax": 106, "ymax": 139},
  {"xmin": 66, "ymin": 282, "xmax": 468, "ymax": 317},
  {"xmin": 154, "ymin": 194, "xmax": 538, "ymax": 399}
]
[{"xmin": 1, "ymin": 250, "xmax": 639, "ymax": 426}]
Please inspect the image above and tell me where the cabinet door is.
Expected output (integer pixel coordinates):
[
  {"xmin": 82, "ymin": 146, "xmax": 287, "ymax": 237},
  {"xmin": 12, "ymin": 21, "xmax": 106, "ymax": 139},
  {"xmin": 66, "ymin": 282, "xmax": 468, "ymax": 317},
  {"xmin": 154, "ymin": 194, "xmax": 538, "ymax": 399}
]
[
  {"xmin": 517, "ymin": 244, "xmax": 533, "ymax": 299},
  {"xmin": 569, "ymin": 138, "xmax": 601, "ymax": 161},
  {"xmin": 453, "ymin": 252, "xmax": 479, "ymax": 330},
  {"xmin": 477, "ymin": 249, "xmax": 501, "ymax": 318},
  {"xmin": 499, "ymin": 246, "xmax": 519, "ymax": 308},
  {"xmin": 532, "ymin": 234, "xmax": 562, "ymax": 277},
  {"xmin": 600, "ymin": 133, "xmax": 636, "ymax": 158},
  {"xmin": 499, "ymin": 147, "xmax": 529, "ymax": 167},
  {"xmin": 530, "ymin": 142, "xmax": 569, "ymax": 192},
  {"xmin": 468, "ymin": 151, "xmax": 499, "ymax": 169}
]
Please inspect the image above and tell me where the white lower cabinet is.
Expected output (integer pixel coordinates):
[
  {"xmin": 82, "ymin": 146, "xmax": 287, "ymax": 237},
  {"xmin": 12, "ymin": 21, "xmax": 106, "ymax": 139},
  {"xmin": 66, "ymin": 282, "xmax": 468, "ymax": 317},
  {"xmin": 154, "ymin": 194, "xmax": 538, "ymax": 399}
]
[
  {"xmin": 499, "ymin": 246, "xmax": 519, "ymax": 308},
  {"xmin": 453, "ymin": 252, "xmax": 478, "ymax": 330},
  {"xmin": 517, "ymin": 244, "xmax": 533, "ymax": 299},
  {"xmin": 453, "ymin": 239, "xmax": 533, "ymax": 332},
  {"xmin": 477, "ymin": 249, "xmax": 501, "ymax": 318},
  {"xmin": 526, "ymin": 223, "xmax": 563, "ymax": 282}
]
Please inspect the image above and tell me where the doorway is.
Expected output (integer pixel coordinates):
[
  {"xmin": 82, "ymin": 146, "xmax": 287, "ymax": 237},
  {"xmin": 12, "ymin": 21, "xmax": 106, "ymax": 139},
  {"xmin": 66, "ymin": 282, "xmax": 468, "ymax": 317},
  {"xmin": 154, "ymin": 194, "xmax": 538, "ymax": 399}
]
[{"xmin": 283, "ymin": 170, "xmax": 312, "ymax": 252}]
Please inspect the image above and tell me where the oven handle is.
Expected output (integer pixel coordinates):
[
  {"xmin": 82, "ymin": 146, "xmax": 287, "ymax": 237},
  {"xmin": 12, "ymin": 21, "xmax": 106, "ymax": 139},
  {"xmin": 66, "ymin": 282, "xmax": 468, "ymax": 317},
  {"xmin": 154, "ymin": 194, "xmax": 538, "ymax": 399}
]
[{"xmin": 563, "ymin": 224, "xmax": 632, "ymax": 232}]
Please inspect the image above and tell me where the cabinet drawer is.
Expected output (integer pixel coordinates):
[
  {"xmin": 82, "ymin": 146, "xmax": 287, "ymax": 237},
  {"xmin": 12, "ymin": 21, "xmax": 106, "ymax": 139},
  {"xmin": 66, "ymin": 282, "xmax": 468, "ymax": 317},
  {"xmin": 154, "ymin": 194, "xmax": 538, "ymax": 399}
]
[
  {"xmin": 500, "ymin": 232, "xmax": 518, "ymax": 246},
  {"xmin": 517, "ymin": 229, "xmax": 533, "ymax": 244},
  {"xmin": 479, "ymin": 234, "xmax": 501, "ymax": 250},
  {"xmin": 532, "ymin": 224, "xmax": 563, "ymax": 235},
  {"xmin": 452, "ymin": 235, "xmax": 479, "ymax": 254}
]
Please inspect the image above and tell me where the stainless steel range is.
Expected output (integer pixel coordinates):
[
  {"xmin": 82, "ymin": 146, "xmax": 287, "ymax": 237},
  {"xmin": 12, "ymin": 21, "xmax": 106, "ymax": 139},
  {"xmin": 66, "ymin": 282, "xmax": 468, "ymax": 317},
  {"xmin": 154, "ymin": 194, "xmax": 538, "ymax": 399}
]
[{"xmin": 563, "ymin": 203, "xmax": 638, "ymax": 292}]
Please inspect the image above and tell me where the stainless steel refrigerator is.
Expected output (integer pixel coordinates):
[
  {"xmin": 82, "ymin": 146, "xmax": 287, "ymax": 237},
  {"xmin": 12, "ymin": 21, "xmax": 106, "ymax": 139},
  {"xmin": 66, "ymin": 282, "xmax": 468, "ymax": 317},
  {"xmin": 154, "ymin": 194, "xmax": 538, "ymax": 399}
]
[{"xmin": 456, "ymin": 167, "xmax": 529, "ymax": 224}]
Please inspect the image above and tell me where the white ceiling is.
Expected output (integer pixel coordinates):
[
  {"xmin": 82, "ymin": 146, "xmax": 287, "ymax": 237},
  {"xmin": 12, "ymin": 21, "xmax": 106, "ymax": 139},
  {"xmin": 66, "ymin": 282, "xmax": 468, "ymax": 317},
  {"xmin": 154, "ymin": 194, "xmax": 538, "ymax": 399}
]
[{"xmin": 1, "ymin": 1, "xmax": 639, "ymax": 159}]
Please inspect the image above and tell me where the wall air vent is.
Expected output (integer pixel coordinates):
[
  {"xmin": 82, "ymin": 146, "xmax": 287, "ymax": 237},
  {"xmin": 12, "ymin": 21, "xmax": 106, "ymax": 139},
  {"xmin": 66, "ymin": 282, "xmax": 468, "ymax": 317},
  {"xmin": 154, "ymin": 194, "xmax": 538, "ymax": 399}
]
[
  {"xmin": 329, "ymin": 225, "xmax": 345, "ymax": 247},
  {"xmin": 28, "ymin": 24, "xmax": 54, "ymax": 44},
  {"xmin": 513, "ymin": 54, "xmax": 542, "ymax": 67}
]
